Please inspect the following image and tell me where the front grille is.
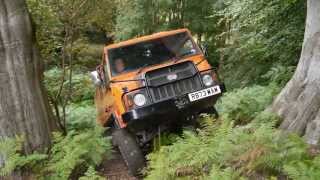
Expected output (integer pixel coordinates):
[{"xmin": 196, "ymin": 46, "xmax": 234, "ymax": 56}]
[
  {"xmin": 146, "ymin": 61, "xmax": 202, "ymax": 102},
  {"xmin": 149, "ymin": 76, "xmax": 202, "ymax": 102}
]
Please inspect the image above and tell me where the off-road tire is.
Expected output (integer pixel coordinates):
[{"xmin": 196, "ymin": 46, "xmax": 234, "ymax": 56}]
[{"xmin": 112, "ymin": 129, "xmax": 145, "ymax": 175}]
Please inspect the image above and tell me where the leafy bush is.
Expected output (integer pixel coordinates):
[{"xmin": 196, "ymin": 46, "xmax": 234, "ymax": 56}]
[
  {"xmin": 145, "ymin": 85, "xmax": 320, "ymax": 180},
  {"xmin": 65, "ymin": 103, "xmax": 97, "ymax": 131},
  {"xmin": 261, "ymin": 65, "xmax": 296, "ymax": 88},
  {"xmin": 44, "ymin": 68, "xmax": 94, "ymax": 104},
  {"xmin": 0, "ymin": 137, "xmax": 47, "ymax": 177},
  {"xmin": 27, "ymin": 0, "xmax": 63, "ymax": 66},
  {"xmin": 45, "ymin": 127, "xmax": 110, "ymax": 179},
  {"xmin": 0, "ymin": 127, "xmax": 111, "ymax": 179},
  {"xmin": 75, "ymin": 43, "xmax": 104, "ymax": 70},
  {"xmin": 220, "ymin": 0, "xmax": 305, "ymax": 89},
  {"xmin": 284, "ymin": 155, "xmax": 320, "ymax": 179},
  {"xmin": 44, "ymin": 68, "xmax": 96, "ymax": 131},
  {"xmin": 216, "ymin": 84, "xmax": 279, "ymax": 124},
  {"xmin": 79, "ymin": 166, "xmax": 105, "ymax": 180}
]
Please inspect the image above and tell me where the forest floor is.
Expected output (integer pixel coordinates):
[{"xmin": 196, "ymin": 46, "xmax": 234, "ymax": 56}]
[{"xmin": 99, "ymin": 148, "xmax": 139, "ymax": 180}]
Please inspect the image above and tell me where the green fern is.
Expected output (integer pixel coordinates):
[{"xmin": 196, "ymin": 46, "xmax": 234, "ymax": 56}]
[
  {"xmin": 0, "ymin": 136, "xmax": 47, "ymax": 177},
  {"xmin": 207, "ymin": 165, "xmax": 242, "ymax": 180},
  {"xmin": 78, "ymin": 166, "xmax": 105, "ymax": 180},
  {"xmin": 45, "ymin": 126, "xmax": 111, "ymax": 179},
  {"xmin": 0, "ymin": 126, "xmax": 111, "ymax": 180},
  {"xmin": 146, "ymin": 84, "xmax": 320, "ymax": 179}
]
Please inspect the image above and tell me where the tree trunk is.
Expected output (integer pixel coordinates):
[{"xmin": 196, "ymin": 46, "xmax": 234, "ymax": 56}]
[
  {"xmin": 0, "ymin": 0, "xmax": 56, "ymax": 171},
  {"xmin": 271, "ymin": 0, "xmax": 320, "ymax": 145}
]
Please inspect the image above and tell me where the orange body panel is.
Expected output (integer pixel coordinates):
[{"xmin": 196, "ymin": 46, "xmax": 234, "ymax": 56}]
[{"xmin": 96, "ymin": 29, "xmax": 213, "ymax": 128}]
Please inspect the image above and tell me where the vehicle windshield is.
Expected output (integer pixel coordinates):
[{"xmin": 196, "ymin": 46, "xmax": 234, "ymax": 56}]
[{"xmin": 108, "ymin": 32, "xmax": 200, "ymax": 76}]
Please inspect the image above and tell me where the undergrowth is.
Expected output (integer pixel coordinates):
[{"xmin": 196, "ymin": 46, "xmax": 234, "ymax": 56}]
[
  {"xmin": 146, "ymin": 84, "xmax": 320, "ymax": 180},
  {"xmin": 66, "ymin": 103, "xmax": 97, "ymax": 131},
  {"xmin": 0, "ymin": 70, "xmax": 111, "ymax": 179},
  {"xmin": 0, "ymin": 127, "xmax": 110, "ymax": 179},
  {"xmin": 44, "ymin": 68, "xmax": 94, "ymax": 104}
]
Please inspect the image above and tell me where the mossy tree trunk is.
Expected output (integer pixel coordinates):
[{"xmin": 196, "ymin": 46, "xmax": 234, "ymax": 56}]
[
  {"xmin": 272, "ymin": 0, "xmax": 320, "ymax": 144},
  {"xmin": 0, "ymin": 0, "xmax": 56, "ymax": 177}
]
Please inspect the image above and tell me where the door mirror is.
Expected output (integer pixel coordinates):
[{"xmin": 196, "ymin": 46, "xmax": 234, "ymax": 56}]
[
  {"xmin": 90, "ymin": 71, "xmax": 103, "ymax": 86},
  {"xmin": 200, "ymin": 43, "xmax": 209, "ymax": 57}
]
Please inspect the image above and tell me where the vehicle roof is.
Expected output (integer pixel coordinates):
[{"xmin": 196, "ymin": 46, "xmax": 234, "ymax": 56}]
[{"xmin": 104, "ymin": 28, "xmax": 190, "ymax": 51}]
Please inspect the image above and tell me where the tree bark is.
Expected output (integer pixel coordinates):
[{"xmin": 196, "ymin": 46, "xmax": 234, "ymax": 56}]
[
  {"xmin": 271, "ymin": 0, "xmax": 320, "ymax": 145},
  {"xmin": 0, "ymin": 0, "xmax": 56, "ymax": 170}
]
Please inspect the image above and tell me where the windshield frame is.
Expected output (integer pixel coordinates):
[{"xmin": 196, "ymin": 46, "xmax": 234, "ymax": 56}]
[{"xmin": 105, "ymin": 31, "xmax": 202, "ymax": 77}]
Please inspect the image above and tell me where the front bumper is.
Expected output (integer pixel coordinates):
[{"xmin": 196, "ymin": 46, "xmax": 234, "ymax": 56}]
[{"xmin": 122, "ymin": 84, "xmax": 226, "ymax": 126}]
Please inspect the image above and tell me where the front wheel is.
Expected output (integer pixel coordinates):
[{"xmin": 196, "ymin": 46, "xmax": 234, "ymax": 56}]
[{"xmin": 112, "ymin": 129, "xmax": 145, "ymax": 175}]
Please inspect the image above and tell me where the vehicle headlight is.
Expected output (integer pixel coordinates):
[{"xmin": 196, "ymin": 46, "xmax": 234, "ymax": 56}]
[
  {"xmin": 133, "ymin": 94, "xmax": 147, "ymax": 106},
  {"xmin": 202, "ymin": 74, "xmax": 214, "ymax": 86}
]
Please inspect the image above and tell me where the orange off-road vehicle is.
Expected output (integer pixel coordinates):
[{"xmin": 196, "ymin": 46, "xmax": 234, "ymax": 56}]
[{"xmin": 91, "ymin": 29, "xmax": 225, "ymax": 175}]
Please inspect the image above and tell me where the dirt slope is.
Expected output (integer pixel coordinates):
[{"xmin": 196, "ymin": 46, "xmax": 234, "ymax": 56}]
[{"xmin": 99, "ymin": 149, "xmax": 140, "ymax": 180}]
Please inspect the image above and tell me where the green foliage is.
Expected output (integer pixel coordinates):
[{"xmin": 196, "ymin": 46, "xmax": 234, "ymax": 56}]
[
  {"xmin": 115, "ymin": 0, "xmax": 147, "ymax": 41},
  {"xmin": 84, "ymin": 0, "xmax": 116, "ymax": 34},
  {"xmin": 0, "ymin": 137, "xmax": 47, "ymax": 177},
  {"xmin": 65, "ymin": 103, "xmax": 96, "ymax": 131},
  {"xmin": 113, "ymin": 0, "xmax": 305, "ymax": 89},
  {"xmin": 27, "ymin": 0, "xmax": 114, "ymax": 68},
  {"xmin": 25, "ymin": 0, "xmax": 310, "ymax": 179},
  {"xmin": 75, "ymin": 43, "xmax": 104, "ymax": 70},
  {"xmin": 1, "ymin": 63, "xmax": 109, "ymax": 179},
  {"xmin": 216, "ymin": 84, "xmax": 279, "ymax": 124},
  {"xmin": 146, "ymin": 85, "xmax": 320, "ymax": 179},
  {"xmin": 44, "ymin": 68, "xmax": 94, "ymax": 104},
  {"xmin": 24, "ymin": 3, "xmax": 112, "ymax": 177},
  {"xmin": 45, "ymin": 127, "xmax": 111, "ymax": 179},
  {"xmin": 0, "ymin": 127, "xmax": 111, "ymax": 179},
  {"xmin": 220, "ymin": 0, "xmax": 305, "ymax": 89},
  {"xmin": 27, "ymin": 0, "xmax": 63, "ymax": 66},
  {"xmin": 115, "ymin": 0, "xmax": 224, "ymax": 48},
  {"xmin": 152, "ymin": 133, "xmax": 179, "ymax": 152},
  {"xmin": 261, "ymin": 65, "xmax": 296, "ymax": 87},
  {"xmin": 44, "ymin": 67, "xmax": 97, "ymax": 131},
  {"xmin": 283, "ymin": 155, "xmax": 320, "ymax": 180},
  {"xmin": 208, "ymin": 165, "xmax": 241, "ymax": 180},
  {"xmin": 79, "ymin": 166, "xmax": 105, "ymax": 180}
]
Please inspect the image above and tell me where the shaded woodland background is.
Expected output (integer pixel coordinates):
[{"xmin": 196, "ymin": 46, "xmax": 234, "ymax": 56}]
[{"xmin": 3, "ymin": 0, "xmax": 320, "ymax": 179}]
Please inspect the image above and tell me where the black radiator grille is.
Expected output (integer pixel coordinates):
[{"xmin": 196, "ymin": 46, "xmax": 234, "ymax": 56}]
[
  {"xmin": 146, "ymin": 61, "xmax": 202, "ymax": 102},
  {"xmin": 149, "ymin": 76, "xmax": 202, "ymax": 102}
]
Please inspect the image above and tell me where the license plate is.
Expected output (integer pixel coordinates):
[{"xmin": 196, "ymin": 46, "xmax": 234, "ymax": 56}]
[{"xmin": 188, "ymin": 86, "xmax": 221, "ymax": 102}]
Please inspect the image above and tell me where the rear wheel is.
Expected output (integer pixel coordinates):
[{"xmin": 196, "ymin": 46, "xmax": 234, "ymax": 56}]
[{"xmin": 112, "ymin": 129, "xmax": 145, "ymax": 175}]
